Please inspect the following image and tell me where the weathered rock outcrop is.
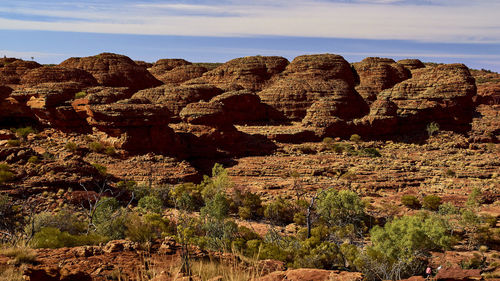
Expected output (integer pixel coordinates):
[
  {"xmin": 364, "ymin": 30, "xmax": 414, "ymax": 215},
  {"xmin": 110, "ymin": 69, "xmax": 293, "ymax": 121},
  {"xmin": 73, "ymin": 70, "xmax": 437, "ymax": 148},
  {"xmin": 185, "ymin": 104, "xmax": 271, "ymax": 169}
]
[
  {"xmin": 131, "ymin": 84, "xmax": 223, "ymax": 117},
  {"xmin": 155, "ymin": 64, "xmax": 208, "ymax": 85},
  {"xmin": 259, "ymin": 54, "xmax": 360, "ymax": 120},
  {"xmin": 20, "ymin": 66, "xmax": 98, "ymax": 87},
  {"xmin": 190, "ymin": 56, "xmax": 289, "ymax": 91},
  {"xmin": 59, "ymin": 53, "xmax": 162, "ymax": 91},
  {"xmin": 353, "ymin": 57, "xmax": 410, "ymax": 103},
  {"xmin": 75, "ymin": 102, "xmax": 183, "ymax": 154},
  {"xmin": 397, "ymin": 59, "xmax": 425, "ymax": 70},
  {"xmin": 379, "ymin": 63, "xmax": 476, "ymax": 133},
  {"xmin": 150, "ymin": 58, "xmax": 192, "ymax": 74},
  {"xmin": 256, "ymin": 269, "xmax": 363, "ymax": 281},
  {"xmin": 9, "ymin": 82, "xmax": 86, "ymax": 129},
  {"xmin": 0, "ymin": 59, "xmax": 41, "ymax": 85},
  {"xmin": 79, "ymin": 86, "xmax": 133, "ymax": 105}
]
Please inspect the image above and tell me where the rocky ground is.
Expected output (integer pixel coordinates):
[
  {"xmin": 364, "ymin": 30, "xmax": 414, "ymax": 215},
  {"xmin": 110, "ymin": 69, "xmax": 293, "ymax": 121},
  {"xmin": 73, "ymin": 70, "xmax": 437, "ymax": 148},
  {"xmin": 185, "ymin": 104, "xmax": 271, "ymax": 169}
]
[{"xmin": 0, "ymin": 53, "xmax": 499, "ymax": 280}]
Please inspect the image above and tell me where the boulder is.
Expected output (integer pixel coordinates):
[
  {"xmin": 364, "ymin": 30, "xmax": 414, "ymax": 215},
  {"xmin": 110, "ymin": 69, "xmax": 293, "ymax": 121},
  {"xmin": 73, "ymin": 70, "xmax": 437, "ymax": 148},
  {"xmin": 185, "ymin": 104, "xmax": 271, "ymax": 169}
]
[
  {"xmin": 20, "ymin": 66, "xmax": 97, "ymax": 87},
  {"xmin": 155, "ymin": 64, "xmax": 208, "ymax": 85},
  {"xmin": 59, "ymin": 53, "xmax": 162, "ymax": 91},
  {"xmin": 80, "ymin": 86, "xmax": 133, "ymax": 105},
  {"xmin": 0, "ymin": 59, "xmax": 41, "ymax": 85},
  {"xmin": 180, "ymin": 101, "xmax": 228, "ymax": 128},
  {"xmin": 379, "ymin": 63, "xmax": 476, "ymax": 133},
  {"xmin": 210, "ymin": 89, "xmax": 276, "ymax": 123},
  {"xmin": 256, "ymin": 269, "xmax": 363, "ymax": 281},
  {"xmin": 259, "ymin": 54, "xmax": 358, "ymax": 120},
  {"xmin": 435, "ymin": 268, "xmax": 482, "ymax": 280},
  {"xmin": 191, "ymin": 56, "xmax": 289, "ymax": 91},
  {"xmin": 131, "ymin": 84, "xmax": 223, "ymax": 117},
  {"xmin": 397, "ymin": 59, "xmax": 426, "ymax": 70},
  {"xmin": 353, "ymin": 57, "xmax": 410, "ymax": 103},
  {"xmin": 150, "ymin": 58, "xmax": 192, "ymax": 74}
]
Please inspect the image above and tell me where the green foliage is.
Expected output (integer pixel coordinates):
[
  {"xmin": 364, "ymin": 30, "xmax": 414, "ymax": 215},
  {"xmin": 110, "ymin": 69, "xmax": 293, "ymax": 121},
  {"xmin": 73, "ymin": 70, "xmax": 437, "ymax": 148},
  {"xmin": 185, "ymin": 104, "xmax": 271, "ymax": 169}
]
[
  {"xmin": 74, "ymin": 91, "xmax": 87, "ymax": 99},
  {"xmin": 350, "ymin": 134, "xmax": 361, "ymax": 142},
  {"xmin": 104, "ymin": 146, "xmax": 116, "ymax": 156},
  {"xmin": 316, "ymin": 189, "xmax": 366, "ymax": 231},
  {"xmin": 466, "ymin": 187, "xmax": 483, "ymax": 209},
  {"xmin": 460, "ymin": 253, "xmax": 486, "ymax": 269},
  {"xmin": 92, "ymin": 197, "xmax": 128, "ymax": 239},
  {"xmin": 422, "ymin": 195, "xmax": 442, "ymax": 211},
  {"xmin": 171, "ymin": 182, "xmax": 204, "ymax": 211},
  {"xmin": 264, "ymin": 197, "xmax": 295, "ymax": 225},
  {"xmin": 357, "ymin": 147, "xmax": 381, "ymax": 157},
  {"xmin": 231, "ymin": 188, "xmax": 263, "ymax": 220},
  {"xmin": 0, "ymin": 163, "xmax": 14, "ymax": 183},
  {"xmin": 27, "ymin": 155, "xmax": 39, "ymax": 164},
  {"xmin": 200, "ymin": 163, "xmax": 233, "ymax": 201},
  {"xmin": 125, "ymin": 213, "xmax": 156, "ymax": 243},
  {"xmin": 31, "ymin": 227, "xmax": 107, "ymax": 248},
  {"xmin": 138, "ymin": 195, "xmax": 163, "ymax": 214},
  {"xmin": 7, "ymin": 139, "xmax": 20, "ymax": 147},
  {"xmin": 201, "ymin": 192, "xmax": 230, "ymax": 220},
  {"xmin": 438, "ymin": 202, "xmax": 460, "ymax": 215},
  {"xmin": 401, "ymin": 195, "xmax": 421, "ymax": 209},
  {"xmin": 426, "ymin": 122, "xmax": 440, "ymax": 137},
  {"xmin": 91, "ymin": 163, "xmax": 107, "ymax": 175},
  {"xmin": 117, "ymin": 180, "xmax": 149, "ymax": 201},
  {"xmin": 370, "ymin": 213, "xmax": 452, "ymax": 262},
  {"xmin": 14, "ymin": 126, "xmax": 34, "ymax": 140},
  {"xmin": 65, "ymin": 142, "xmax": 78, "ymax": 152},
  {"xmin": 89, "ymin": 142, "xmax": 105, "ymax": 153},
  {"xmin": 28, "ymin": 209, "xmax": 86, "ymax": 236},
  {"xmin": 444, "ymin": 168, "xmax": 456, "ymax": 177}
]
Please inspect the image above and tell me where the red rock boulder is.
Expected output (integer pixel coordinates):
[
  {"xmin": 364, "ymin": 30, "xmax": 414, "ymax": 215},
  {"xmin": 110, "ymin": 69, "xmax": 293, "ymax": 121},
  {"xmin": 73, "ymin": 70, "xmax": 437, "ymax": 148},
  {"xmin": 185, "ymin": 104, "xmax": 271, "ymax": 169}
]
[
  {"xmin": 20, "ymin": 66, "xmax": 97, "ymax": 87},
  {"xmin": 353, "ymin": 57, "xmax": 410, "ymax": 103},
  {"xmin": 59, "ymin": 53, "xmax": 162, "ymax": 91},
  {"xmin": 0, "ymin": 59, "xmax": 41, "ymax": 85}
]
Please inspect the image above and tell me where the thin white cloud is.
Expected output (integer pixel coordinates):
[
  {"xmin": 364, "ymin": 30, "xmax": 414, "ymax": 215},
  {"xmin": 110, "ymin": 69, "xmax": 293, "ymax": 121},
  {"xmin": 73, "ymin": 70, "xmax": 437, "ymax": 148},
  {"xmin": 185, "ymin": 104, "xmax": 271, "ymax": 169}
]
[{"xmin": 0, "ymin": 0, "xmax": 499, "ymax": 43}]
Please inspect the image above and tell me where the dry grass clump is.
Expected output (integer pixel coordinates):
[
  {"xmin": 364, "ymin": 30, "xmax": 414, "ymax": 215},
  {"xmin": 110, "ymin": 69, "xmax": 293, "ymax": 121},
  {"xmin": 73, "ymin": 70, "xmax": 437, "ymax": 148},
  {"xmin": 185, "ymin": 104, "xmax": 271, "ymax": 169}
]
[{"xmin": 0, "ymin": 246, "xmax": 37, "ymax": 265}]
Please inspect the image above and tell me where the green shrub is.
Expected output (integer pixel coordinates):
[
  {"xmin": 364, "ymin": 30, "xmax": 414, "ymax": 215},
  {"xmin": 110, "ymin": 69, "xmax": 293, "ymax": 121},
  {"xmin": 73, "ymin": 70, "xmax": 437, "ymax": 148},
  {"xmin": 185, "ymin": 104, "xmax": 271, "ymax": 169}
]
[
  {"xmin": 422, "ymin": 195, "xmax": 442, "ymax": 211},
  {"xmin": 264, "ymin": 197, "xmax": 295, "ymax": 225},
  {"xmin": 31, "ymin": 227, "xmax": 107, "ymax": 248},
  {"xmin": 65, "ymin": 142, "xmax": 78, "ymax": 152},
  {"xmin": 28, "ymin": 209, "xmax": 86, "ymax": 236},
  {"xmin": 358, "ymin": 147, "xmax": 381, "ymax": 157},
  {"xmin": 27, "ymin": 156, "xmax": 39, "ymax": 164},
  {"xmin": 350, "ymin": 134, "xmax": 361, "ymax": 142},
  {"xmin": 125, "ymin": 213, "xmax": 156, "ymax": 243},
  {"xmin": 7, "ymin": 139, "xmax": 20, "ymax": 147},
  {"xmin": 117, "ymin": 181, "xmax": 150, "ymax": 201},
  {"xmin": 74, "ymin": 91, "xmax": 87, "ymax": 99},
  {"xmin": 444, "ymin": 168, "xmax": 456, "ymax": 177},
  {"xmin": 89, "ymin": 142, "xmax": 105, "ymax": 153},
  {"xmin": 91, "ymin": 163, "xmax": 107, "ymax": 175},
  {"xmin": 171, "ymin": 182, "xmax": 204, "ymax": 211},
  {"xmin": 231, "ymin": 189, "xmax": 263, "ymax": 220},
  {"xmin": 41, "ymin": 152, "xmax": 54, "ymax": 161},
  {"xmin": 0, "ymin": 163, "xmax": 14, "ymax": 183},
  {"xmin": 438, "ymin": 202, "xmax": 460, "ymax": 215},
  {"xmin": 316, "ymin": 189, "xmax": 366, "ymax": 231},
  {"xmin": 138, "ymin": 195, "xmax": 163, "ymax": 214},
  {"xmin": 401, "ymin": 195, "xmax": 421, "ymax": 209},
  {"xmin": 104, "ymin": 146, "xmax": 116, "ymax": 156},
  {"xmin": 426, "ymin": 122, "xmax": 440, "ymax": 137},
  {"xmin": 14, "ymin": 126, "xmax": 34, "ymax": 140}
]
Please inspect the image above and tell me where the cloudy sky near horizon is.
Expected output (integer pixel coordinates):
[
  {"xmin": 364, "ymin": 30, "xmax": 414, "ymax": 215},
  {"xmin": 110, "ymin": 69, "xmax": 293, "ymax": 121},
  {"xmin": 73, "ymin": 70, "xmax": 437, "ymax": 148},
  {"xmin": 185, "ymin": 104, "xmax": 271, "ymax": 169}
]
[{"xmin": 1, "ymin": 0, "xmax": 499, "ymax": 71}]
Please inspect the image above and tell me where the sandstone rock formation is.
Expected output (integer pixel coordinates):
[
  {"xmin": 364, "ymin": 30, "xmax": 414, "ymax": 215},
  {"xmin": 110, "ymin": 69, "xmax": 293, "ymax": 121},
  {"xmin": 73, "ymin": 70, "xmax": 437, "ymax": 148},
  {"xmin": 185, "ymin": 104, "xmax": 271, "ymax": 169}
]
[
  {"xmin": 59, "ymin": 53, "xmax": 162, "ymax": 91},
  {"xmin": 259, "ymin": 54, "xmax": 360, "ymax": 120},
  {"xmin": 191, "ymin": 56, "xmax": 289, "ymax": 91},
  {"xmin": 0, "ymin": 59, "xmax": 41, "ymax": 85},
  {"xmin": 131, "ymin": 84, "xmax": 223, "ymax": 117},
  {"xmin": 353, "ymin": 57, "xmax": 410, "ymax": 103},
  {"xmin": 155, "ymin": 64, "xmax": 208, "ymax": 85},
  {"xmin": 397, "ymin": 59, "xmax": 425, "ymax": 70},
  {"xmin": 20, "ymin": 66, "xmax": 98, "ymax": 87},
  {"xmin": 379, "ymin": 63, "xmax": 476, "ymax": 133}
]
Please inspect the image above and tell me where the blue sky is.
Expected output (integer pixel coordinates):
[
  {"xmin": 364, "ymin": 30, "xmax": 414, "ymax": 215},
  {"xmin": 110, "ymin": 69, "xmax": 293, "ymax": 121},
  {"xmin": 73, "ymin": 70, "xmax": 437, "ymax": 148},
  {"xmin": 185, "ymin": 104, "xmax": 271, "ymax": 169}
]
[{"xmin": 1, "ymin": 0, "xmax": 499, "ymax": 71}]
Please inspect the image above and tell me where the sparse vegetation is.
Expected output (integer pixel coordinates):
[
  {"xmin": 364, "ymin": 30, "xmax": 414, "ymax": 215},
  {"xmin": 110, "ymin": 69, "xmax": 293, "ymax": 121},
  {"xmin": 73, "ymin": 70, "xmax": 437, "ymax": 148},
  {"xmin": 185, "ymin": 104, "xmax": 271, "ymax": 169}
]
[
  {"xmin": 401, "ymin": 195, "xmax": 421, "ymax": 209},
  {"xmin": 426, "ymin": 121, "xmax": 440, "ymax": 137},
  {"xmin": 74, "ymin": 91, "xmax": 87, "ymax": 99}
]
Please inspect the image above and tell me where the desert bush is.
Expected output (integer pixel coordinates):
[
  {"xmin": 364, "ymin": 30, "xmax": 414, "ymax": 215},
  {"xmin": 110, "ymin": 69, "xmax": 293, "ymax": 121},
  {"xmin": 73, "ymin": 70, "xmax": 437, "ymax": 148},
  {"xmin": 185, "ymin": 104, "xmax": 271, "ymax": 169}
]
[
  {"xmin": 316, "ymin": 189, "xmax": 366, "ymax": 231},
  {"xmin": 74, "ymin": 91, "xmax": 87, "ymax": 99},
  {"xmin": 0, "ymin": 247, "xmax": 37, "ymax": 265},
  {"xmin": 231, "ymin": 188, "xmax": 263, "ymax": 220},
  {"xmin": 296, "ymin": 144, "xmax": 316, "ymax": 154},
  {"xmin": 444, "ymin": 168, "xmax": 456, "ymax": 177},
  {"xmin": 14, "ymin": 126, "xmax": 34, "ymax": 140},
  {"xmin": 171, "ymin": 182, "xmax": 204, "ymax": 211},
  {"xmin": 91, "ymin": 163, "xmax": 107, "ymax": 176},
  {"xmin": 350, "ymin": 134, "xmax": 361, "ymax": 142},
  {"xmin": 357, "ymin": 147, "xmax": 381, "ymax": 157},
  {"xmin": 460, "ymin": 253, "xmax": 486, "ymax": 269},
  {"xmin": 28, "ymin": 209, "xmax": 86, "ymax": 236},
  {"xmin": 31, "ymin": 227, "xmax": 107, "ymax": 248},
  {"xmin": 426, "ymin": 122, "xmax": 440, "ymax": 137},
  {"xmin": 422, "ymin": 195, "xmax": 442, "ymax": 211},
  {"xmin": 65, "ymin": 142, "xmax": 77, "ymax": 152},
  {"xmin": 89, "ymin": 142, "xmax": 104, "ymax": 153},
  {"xmin": 125, "ymin": 213, "xmax": 156, "ymax": 243},
  {"xmin": 27, "ymin": 156, "xmax": 38, "ymax": 164},
  {"xmin": 438, "ymin": 202, "xmax": 460, "ymax": 215},
  {"xmin": 117, "ymin": 180, "xmax": 149, "ymax": 201},
  {"xmin": 104, "ymin": 146, "xmax": 116, "ymax": 156},
  {"xmin": 0, "ymin": 163, "xmax": 14, "ymax": 183},
  {"xmin": 138, "ymin": 195, "xmax": 163, "ymax": 214},
  {"xmin": 7, "ymin": 139, "xmax": 20, "ymax": 147},
  {"xmin": 264, "ymin": 197, "xmax": 295, "ymax": 225},
  {"xmin": 401, "ymin": 195, "xmax": 421, "ymax": 209}
]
